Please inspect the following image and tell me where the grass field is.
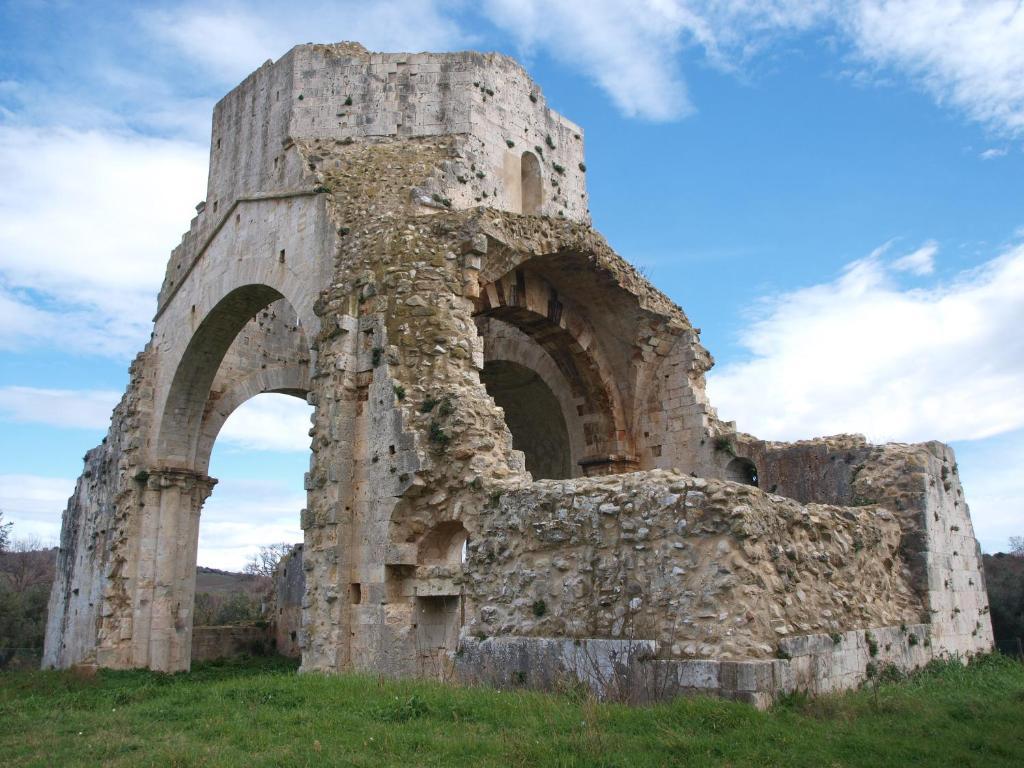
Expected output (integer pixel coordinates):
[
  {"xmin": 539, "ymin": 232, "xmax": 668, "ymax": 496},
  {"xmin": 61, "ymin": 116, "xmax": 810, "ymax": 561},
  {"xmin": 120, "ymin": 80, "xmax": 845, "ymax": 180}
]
[{"xmin": 1, "ymin": 653, "xmax": 1022, "ymax": 767}]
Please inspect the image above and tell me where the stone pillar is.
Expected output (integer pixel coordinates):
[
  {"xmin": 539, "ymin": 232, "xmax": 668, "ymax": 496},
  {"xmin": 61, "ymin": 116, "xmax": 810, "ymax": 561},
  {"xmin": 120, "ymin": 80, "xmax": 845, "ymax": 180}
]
[{"xmin": 132, "ymin": 469, "xmax": 216, "ymax": 672}]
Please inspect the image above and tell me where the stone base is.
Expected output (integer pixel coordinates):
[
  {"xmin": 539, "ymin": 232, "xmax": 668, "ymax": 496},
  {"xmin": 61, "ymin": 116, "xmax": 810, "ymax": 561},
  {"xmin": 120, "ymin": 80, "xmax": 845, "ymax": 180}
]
[{"xmin": 455, "ymin": 623, "xmax": 965, "ymax": 709}]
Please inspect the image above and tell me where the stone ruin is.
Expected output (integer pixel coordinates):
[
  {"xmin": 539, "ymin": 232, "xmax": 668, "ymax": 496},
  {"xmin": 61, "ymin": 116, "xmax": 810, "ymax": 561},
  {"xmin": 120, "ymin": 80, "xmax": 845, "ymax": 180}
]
[{"xmin": 43, "ymin": 43, "xmax": 993, "ymax": 706}]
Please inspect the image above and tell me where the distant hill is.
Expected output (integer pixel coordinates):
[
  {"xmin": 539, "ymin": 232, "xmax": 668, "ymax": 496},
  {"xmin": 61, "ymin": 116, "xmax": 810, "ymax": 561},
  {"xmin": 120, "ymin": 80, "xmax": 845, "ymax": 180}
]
[{"xmin": 195, "ymin": 567, "xmax": 263, "ymax": 595}]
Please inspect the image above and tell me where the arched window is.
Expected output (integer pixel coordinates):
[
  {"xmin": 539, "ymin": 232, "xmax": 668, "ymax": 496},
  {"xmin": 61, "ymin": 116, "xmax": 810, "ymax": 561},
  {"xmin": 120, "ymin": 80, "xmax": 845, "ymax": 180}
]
[{"xmin": 521, "ymin": 151, "xmax": 542, "ymax": 214}]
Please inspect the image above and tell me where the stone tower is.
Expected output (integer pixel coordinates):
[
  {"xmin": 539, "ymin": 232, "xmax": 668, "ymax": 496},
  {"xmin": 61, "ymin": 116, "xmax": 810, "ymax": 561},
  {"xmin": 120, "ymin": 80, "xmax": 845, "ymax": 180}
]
[{"xmin": 44, "ymin": 43, "xmax": 992, "ymax": 704}]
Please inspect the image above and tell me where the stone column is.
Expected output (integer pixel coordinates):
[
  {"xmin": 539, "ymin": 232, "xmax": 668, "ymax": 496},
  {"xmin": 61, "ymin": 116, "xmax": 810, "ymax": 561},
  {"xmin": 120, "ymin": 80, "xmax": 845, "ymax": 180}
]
[{"xmin": 133, "ymin": 469, "xmax": 216, "ymax": 672}]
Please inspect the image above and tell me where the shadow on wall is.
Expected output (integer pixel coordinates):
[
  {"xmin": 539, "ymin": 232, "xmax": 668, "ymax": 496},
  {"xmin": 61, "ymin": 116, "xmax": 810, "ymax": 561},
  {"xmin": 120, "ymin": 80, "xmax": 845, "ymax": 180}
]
[
  {"xmin": 480, "ymin": 359, "xmax": 572, "ymax": 480},
  {"xmin": 521, "ymin": 151, "xmax": 542, "ymax": 215}
]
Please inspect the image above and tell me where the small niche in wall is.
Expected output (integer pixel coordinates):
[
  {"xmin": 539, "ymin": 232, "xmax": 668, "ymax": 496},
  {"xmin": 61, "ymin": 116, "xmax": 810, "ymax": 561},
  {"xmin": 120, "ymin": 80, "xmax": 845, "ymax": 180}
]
[
  {"xmin": 521, "ymin": 151, "xmax": 542, "ymax": 214},
  {"xmin": 350, "ymin": 583, "xmax": 362, "ymax": 604}
]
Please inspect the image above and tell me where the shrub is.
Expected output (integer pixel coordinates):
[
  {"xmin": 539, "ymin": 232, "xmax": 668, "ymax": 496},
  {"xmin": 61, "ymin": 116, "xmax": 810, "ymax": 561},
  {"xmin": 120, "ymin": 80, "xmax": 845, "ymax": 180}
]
[{"xmin": 429, "ymin": 422, "xmax": 450, "ymax": 448}]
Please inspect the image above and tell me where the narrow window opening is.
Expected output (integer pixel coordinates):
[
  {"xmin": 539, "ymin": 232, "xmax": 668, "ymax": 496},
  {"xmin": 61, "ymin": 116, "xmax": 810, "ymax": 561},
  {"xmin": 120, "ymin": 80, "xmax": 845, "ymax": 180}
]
[
  {"xmin": 350, "ymin": 583, "xmax": 362, "ymax": 604},
  {"xmin": 279, "ymin": 249, "xmax": 286, "ymax": 263}
]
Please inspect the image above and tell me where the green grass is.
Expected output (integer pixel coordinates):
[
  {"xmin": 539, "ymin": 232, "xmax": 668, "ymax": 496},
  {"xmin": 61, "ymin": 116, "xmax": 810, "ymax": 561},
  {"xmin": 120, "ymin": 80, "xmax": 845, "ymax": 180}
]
[{"xmin": 1, "ymin": 654, "xmax": 1022, "ymax": 767}]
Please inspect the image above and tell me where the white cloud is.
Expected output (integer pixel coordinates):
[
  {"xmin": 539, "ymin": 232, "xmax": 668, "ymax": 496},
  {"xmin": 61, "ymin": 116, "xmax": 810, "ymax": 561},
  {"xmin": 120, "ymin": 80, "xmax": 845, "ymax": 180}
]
[
  {"xmin": 199, "ymin": 477, "xmax": 305, "ymax": 569},
  {"xmin": 217, "ymin": 393, "xmax": 313, "ymax": 453},
  {"xmin": 891, "ymin": 240, "xmax": 937, "ymax": 275},
  {"xmin": 843, "ymin": 0, "xmax": 1024, "ymax": 136},
  {"xmin": 0, "ymin": 387, "xmax": 311, "ymax": 453},
  {"xmin": 952, "ymin": 429, "xmax": 1024, "ymax": 553},
  {"xmin": 483, "ymin": 0, "xmax": 694, "ymax": 120},
  {"xmin": 0, "ymin": 125, "xmax": 208, "ymax": 358},
  {"xmin": 482, "ymin": 0, "xmax": 826, "ymax": 121},
  {"xmin": 0, "ymin": 386, "xmax": 120, "ymax": 430},
  {"xmin": 0, "ymin": 474, "xmax": 73, "ymax": 545},
  {"xmin": 708, "ymin": 239, "xmax": 1024, "ymax": 444},
  {"xmin": 480, "ymin": 1, "xmax": 1024, "ymax": 132},
  {"xmin": 980, "ymin": 147, "xmax": 1008, "ymax": 160},
  {"xmin": 141, "ymin": 1, "xmax": 471, "ymax": 87}
]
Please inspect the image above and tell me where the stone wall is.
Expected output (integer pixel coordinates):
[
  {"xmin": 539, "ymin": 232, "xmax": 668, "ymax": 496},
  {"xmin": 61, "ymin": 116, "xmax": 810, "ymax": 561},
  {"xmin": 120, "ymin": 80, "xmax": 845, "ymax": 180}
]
[
  {"xmin": 273, "ymin": 544, "xmax": 305, "ymax": 658},
  {"xmin": 191, "ymin": 625, "xmax": 273, "ymax": 662},
  {"xmin": 731, "ymin": 434, "xmax": 993, "ymax": 657},
  {"xmin": 466, "ymin": 469, "xmax": 922, "ymax": 659},
  {"xmin": 43, "ymin": 349, "xmax": 156, "ymax": 669},
  {"xmin": 455, "ymin": 622, "xmax": 937, "ymax": 708}
]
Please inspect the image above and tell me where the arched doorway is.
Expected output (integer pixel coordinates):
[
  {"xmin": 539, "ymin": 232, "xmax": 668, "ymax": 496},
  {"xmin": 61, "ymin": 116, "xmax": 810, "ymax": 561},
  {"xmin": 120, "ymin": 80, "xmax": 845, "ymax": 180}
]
[
  {"xmin": 195, "ymin": 392, "xmax": 311, "ymax": 633},
  {"xmin": 139, "ymin": 284, "xmax": 314, "ymax": 671},
  {"xmin": 725, "ymin": 457, "xmax": 759, "ymax": 487}
]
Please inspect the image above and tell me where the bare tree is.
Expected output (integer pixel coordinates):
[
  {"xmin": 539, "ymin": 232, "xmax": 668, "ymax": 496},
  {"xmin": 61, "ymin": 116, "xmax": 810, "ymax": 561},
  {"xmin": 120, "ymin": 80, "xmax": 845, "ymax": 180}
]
[
  {"xmin": 0, "ymin": 537, "xmax": 56, "ymax": 592},
  {"xmin": 1010, "ymin": 536, "xmax": 1024, "ymax": 557},
  {"xmin": 0, "ymin": 510, "xmax": 11, "ymax": 553},
  {"xmin": 243, "ymin": 543, "xmax": 295, "ymax": 579}
]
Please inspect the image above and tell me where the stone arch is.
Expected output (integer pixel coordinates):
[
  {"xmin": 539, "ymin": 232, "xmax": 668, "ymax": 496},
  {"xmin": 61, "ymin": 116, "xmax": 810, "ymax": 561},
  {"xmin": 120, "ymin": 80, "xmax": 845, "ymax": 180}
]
[
  {"xmin": 474, "ymin": 269, "xmax": 632, "ymax": 474},
  {"xmin": 481, "ymin": 360, "xmax": 572, "ymax": 480},
  {"xmin": 192, "ymin": 296, "xmax": 312, "ymax": 474},
  {"xmin": 725, "ymin": 456, "xmax": 759, "ymax": 487},
  {"xmin": 136, "ymin": 283, "xmax": 314, "ymax": 672},
  {"xmin": 476, "ymin": 316, "xmax": 585, "ymax": 478},
  {"xmin": 156, "ymin": 285, "xmax": 310, "ymax": 471},
  {"xmin": 383, "ymin": 502, "xmax": 469, "ymax": 676},
  {"xmin": 194, "ymin": 364, "xmax": 310, "ymax": 475},
  {"xmin": 521, "ymin": 151, "xmax": 542, "ymax": 214}
]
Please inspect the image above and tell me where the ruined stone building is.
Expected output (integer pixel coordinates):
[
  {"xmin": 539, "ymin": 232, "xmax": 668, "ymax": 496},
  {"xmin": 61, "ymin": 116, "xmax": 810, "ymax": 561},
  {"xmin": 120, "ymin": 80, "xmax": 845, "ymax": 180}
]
[{"xmin": 43, "ymin": 43, "xmax": 993, "ymax": 705}]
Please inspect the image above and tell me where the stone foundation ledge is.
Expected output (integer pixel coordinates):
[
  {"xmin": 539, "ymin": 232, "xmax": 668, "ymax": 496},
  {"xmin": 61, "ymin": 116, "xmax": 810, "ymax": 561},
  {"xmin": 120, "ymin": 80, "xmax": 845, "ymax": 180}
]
[{"xmin": 454, "ymin": 623, "xmax": 949, "ymax": 709}]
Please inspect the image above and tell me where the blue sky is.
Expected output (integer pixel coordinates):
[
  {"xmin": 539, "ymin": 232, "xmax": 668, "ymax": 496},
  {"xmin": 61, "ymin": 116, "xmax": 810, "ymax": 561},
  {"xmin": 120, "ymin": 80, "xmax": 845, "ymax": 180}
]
[{"xmin": 1, "ymin": 1, "xmax": 1022, "ymax": 568}]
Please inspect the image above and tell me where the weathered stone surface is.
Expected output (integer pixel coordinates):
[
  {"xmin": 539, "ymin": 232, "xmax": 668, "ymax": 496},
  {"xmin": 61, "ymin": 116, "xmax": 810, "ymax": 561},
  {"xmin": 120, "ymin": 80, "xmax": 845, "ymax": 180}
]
[
  {"xmin": 273, "ymin": 544, "xmax": 305, "ymax": 658},
  {"xmin": 464, "ymin": 469, "xmax": 922, "ymax": 660},
  {"xmin": 43, "ymin": 42, "xmax": 991, "ymax": 704}
]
